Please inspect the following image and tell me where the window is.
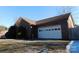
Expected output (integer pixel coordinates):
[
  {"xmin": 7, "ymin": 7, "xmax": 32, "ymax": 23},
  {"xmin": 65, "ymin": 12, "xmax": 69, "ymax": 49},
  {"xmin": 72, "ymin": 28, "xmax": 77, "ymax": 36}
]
[
  {"xmin": 58, "ymin": 28, "xmax": 60, "ymax": 30},
  {"xmin": 55, "ymin": 28, "xmax": 57, "ymax": 30}
]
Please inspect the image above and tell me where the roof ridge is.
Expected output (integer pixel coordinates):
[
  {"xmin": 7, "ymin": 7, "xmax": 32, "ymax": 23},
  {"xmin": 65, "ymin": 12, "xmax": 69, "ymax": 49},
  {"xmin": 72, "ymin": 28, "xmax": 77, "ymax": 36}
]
[{"xmin": 36, "ymin": 13, "xmax": 71, "ymax": 25}]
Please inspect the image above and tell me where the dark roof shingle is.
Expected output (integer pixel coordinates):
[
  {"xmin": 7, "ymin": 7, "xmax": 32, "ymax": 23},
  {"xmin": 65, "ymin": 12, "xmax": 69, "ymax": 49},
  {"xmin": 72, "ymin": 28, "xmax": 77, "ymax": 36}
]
[{"xmin": 15, "ymin": 13, "xmax": 71, "ymax": 26}]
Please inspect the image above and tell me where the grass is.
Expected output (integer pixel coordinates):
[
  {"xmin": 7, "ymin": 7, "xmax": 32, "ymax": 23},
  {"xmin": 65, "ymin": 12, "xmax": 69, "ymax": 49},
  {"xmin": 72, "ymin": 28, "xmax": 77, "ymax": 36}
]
[{"xmin": 0, "ymin": 39, "xmax": 69, "ymax": 53}]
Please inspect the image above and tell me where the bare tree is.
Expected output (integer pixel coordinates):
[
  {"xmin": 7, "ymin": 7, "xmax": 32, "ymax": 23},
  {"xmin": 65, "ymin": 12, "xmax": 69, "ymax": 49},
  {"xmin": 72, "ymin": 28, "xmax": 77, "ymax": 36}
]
[{"xmin": 57, "ymin": 6, "xmax": 74, "ymax": 15}]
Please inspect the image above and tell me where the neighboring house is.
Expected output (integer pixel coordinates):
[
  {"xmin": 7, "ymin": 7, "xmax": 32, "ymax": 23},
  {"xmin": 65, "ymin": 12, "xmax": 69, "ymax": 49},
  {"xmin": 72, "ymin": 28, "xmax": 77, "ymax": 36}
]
[{"xmin": 5, "ymin": 13, "xmax": 75, "ymax": 40}]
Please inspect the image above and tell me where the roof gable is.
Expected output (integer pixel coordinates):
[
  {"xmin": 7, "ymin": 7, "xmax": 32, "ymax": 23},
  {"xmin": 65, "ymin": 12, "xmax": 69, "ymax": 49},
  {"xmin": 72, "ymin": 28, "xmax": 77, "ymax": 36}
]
[{"xmin": 15, "ymin": 17, "xmax": 36, "ymax": 26}]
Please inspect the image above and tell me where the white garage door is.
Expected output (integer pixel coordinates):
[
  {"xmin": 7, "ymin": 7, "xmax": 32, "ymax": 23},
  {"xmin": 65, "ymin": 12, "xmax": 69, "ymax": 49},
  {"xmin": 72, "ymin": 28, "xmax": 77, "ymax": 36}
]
[{"xmin": 38, "ymin": 25, "xmax": 62, "ymax": 39}]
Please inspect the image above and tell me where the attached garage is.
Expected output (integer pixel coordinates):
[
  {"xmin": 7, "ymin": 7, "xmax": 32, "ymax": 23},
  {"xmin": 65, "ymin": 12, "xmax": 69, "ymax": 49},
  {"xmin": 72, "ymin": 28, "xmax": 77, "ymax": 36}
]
[
  {"xmin": 36, "ymin": 13, "xmax": 75, "ymax": 40},
  {"xmin": 38, "ymin": 25, "xmax": 62, "ymax": 39}
]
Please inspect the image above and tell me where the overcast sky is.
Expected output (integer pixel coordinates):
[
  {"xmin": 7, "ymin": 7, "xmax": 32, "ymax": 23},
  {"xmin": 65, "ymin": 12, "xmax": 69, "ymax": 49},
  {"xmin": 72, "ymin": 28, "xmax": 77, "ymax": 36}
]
[{"xmin": 0, "ymin": 6, "xmax": 79, "ymax": 28}]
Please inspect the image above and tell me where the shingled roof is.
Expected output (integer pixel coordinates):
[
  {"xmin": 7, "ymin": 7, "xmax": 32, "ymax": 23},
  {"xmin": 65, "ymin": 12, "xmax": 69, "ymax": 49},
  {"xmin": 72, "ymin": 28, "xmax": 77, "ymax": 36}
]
[
  {"xmin": 36, "ymin": 13, "xmax": 71, "ymax": 25},
  {"xmin": 15, "ymin": 13, "xmax": 73, "ymax": 26}
]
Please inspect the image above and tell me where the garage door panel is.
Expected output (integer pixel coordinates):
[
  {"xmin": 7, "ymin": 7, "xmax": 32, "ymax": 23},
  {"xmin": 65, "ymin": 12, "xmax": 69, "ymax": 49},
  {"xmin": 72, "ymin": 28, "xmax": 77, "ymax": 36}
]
[{"xmin": 38, "ymin": 25, "xmax": 62, "ymax": 39}]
